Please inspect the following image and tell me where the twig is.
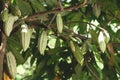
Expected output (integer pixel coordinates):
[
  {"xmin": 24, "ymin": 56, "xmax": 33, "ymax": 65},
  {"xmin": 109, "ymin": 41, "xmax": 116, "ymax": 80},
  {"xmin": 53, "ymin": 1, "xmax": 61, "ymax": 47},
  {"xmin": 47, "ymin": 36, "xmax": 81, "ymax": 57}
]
[
  {"xmin": 63, "ymin": 28, "xmax": 88, "ymax": 40},
  {"xmin": 47, "ymin": 14, "xmax": 57, "ymax": 29},
  {"xmin": 13, "ymin": 0, "xmax": 87, "ymax": 30},
  {"xmin": 58, "ymin": 0, "xmax": 64, "ymax": 11},
  {"xmin": 65, "ymin": 21, "xmax": 105, "ymax": 31},
  {"xmin": 26, "ymin": 0, "xmax": 87, "ymax": 20},
  {"xmin": 103, "ymin": 18, "xmax": 113, "ymax": 28},
  {"xmin": 2, "ymin": 0, "xmax": 11, "ymax": 8}
]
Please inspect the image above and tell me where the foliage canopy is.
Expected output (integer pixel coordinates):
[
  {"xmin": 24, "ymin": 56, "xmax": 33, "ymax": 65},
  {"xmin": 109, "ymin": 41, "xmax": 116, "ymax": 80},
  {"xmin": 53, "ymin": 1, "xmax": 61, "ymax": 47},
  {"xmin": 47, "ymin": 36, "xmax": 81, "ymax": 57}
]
[{"xmin": 0, "ymin": 0, "xmax": 120, "ymax": 80}]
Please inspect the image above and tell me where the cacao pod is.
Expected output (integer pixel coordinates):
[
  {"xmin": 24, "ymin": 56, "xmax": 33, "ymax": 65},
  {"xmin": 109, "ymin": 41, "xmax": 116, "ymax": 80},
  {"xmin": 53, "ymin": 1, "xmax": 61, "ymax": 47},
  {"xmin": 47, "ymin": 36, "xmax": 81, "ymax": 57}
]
[
  {"xmin": 6, "ymin": 51, "xmax": 16, "ymax": 79},
  {"xmin": 69, "ymin": 40, "xmax": 75, "ymax": 52},
  {"xmin": 98, "ymin": 31, "xmax": 106, "ymax": 53},
  {"xmin": 56, "ymin": 13, "xmax": 63, "ymax": 33},
  {"xmin": 92, "ymin": 3, "xmax": 101, "ymax": 18},
  {"xmin": 4, "ymin": 14, "xmax": 18, "ymax": 36},
  {"xmin": 4, "ymin": 72, "xmax": 13, "ymax": 80},
  {"xmin": 1, "ymin": 8, "xmax": 8, "ymax": 22},
  {"xmin": 21, "ymin": 24, "xmax": 32, "ymax": 51},
  {"xmin": 103, "ymin": 30, "xmax": 110, "ymax": 44},
  {"xmin": 38, "ymin": 31, "xmax": 48, "ymax": 55}
]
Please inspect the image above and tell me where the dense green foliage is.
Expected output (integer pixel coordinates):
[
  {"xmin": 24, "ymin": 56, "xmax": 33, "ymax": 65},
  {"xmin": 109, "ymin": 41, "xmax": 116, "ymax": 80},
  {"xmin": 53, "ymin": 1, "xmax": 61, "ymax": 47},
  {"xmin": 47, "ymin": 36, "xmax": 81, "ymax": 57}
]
[{"xmin": 0, "ymin": 0, "xmax": 120, "ymax": 80}]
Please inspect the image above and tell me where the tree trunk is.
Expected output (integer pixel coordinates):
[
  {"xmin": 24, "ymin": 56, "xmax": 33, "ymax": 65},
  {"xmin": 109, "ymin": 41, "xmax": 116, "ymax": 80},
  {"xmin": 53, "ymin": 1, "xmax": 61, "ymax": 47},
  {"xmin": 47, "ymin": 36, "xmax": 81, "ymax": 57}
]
[
  {"xmin": 0, "ymin": 0, "xmax": 7, "ymax": 79},
  {"xmin": 0, "ymin": 32, "xmax": 6, "ymax": 80}
]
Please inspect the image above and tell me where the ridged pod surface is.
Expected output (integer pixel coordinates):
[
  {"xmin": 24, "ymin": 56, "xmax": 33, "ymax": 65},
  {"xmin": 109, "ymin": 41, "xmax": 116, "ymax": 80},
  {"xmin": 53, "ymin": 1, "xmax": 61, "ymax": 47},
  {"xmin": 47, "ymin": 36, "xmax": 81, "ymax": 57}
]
[
  {"xmin": 56, "ymin": 13, "xmax": 63, "ymax": 33},
  {"xmin": 4, "ymin": 14, "xmax": 18, "ymax": 36},
  {"xmin": 6, "ymin": 51, "xmax": 16, "ymax": 79},
  {"xmin": 38, "ymin": 31, "xmax": 48, "ymax": 55},
  {"xmin": 21, "ymin": 24, "xmax": 31, "ymax": 51}
]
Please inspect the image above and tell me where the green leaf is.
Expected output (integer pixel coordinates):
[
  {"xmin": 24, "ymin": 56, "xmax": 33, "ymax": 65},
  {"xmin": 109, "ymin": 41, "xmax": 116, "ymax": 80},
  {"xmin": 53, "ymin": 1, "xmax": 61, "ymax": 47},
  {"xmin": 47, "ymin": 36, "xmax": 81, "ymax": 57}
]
[
  {"xmin": 72, "ymin": 42, "xmax": 84, "ymax": 65},
  {"xmin": 66, "ymin": 12, "xmax": 82, "ymax": 28},
  {"xmin": 72, "ymin": 64, "xmax": 89, "ymax": 80},
  {"xmin": 44, "ymin": 0, "xmax": 57, "ymax": 7},
  {"xmin": 29, "ymin": 0, "xmax": 46, "ymax": 12},
  {"xmin": 7, "ymin": 38, "xmax": 25, "ymax": 64},
  {"xmin": 15, "ymin": 0, "xmax": 32, "ymax": 16},
  {"xmin": 89, "ymin": 29, "xmax": 98, "ymax": 43}
]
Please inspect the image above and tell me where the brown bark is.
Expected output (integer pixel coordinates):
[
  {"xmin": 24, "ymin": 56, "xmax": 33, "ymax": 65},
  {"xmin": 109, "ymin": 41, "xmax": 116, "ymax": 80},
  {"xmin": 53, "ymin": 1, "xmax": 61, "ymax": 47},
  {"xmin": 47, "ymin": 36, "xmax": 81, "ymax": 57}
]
[
  {"xmin": 0, "ymin": 0, "xmax": 9, "ymax": 79},
  {"xmin": 0, "ymin": 33, "xmax": 6, "ymax": 80}
]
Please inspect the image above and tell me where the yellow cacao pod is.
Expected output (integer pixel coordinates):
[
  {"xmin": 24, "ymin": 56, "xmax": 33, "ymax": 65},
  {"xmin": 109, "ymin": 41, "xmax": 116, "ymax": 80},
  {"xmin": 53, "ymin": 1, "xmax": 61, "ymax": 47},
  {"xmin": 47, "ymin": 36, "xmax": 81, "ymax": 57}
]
[
  {"xmin": 4, "ymin": 72, "xmax": 13, "ymax": 80},
  {"xmin": 38, "ymin": 31, "xmax": 48, "ymax": 55},
  {"xmin": 56, "ymin": 13, "xmax": 63, "ymax": 33},
  {"xmin": 6, "ymin": 51, "xmax": 16, "ymax": 79},
  {"xmin": 4, "ymin": 14, "xmax": 18, "ymax": 36},
  {"xmin": 21, "ymin": 24, "xmax": 32, "ymax": 51},
  {"xmin": 98, "ymin": 31, "xmax": 106, "ymax": 53},
  {"xmin": 1, "ymin": 8, "xmax": 8, "ymax": 22}
]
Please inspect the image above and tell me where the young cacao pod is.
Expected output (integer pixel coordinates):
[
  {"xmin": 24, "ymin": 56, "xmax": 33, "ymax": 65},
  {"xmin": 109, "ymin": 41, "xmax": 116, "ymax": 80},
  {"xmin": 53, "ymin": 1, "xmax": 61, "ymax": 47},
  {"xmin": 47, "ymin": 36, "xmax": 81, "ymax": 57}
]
[
  {"xmin": 4, "ymin": 14, "xmax": 18, "ymax": 36},
  {"xmin": 92, "ymin": 3, "xmax": 101, "ymax": 18},
  {"xmin": 56, "ymin": 13, "xmax": 63, "ymax": 33},
  {"xmin": 38, "ymin": 31, "xmax": 48, "ymax": 55},
  {"xmin": 6, "ymin": 51, "xmax": 16, "ymax": 79},
  {"xmin": 21, "ymin": 24, "xmax": 32, "ymax": 51},
  {"xmin": 98, "ymin": 31, "xmax": 106, "ymax": 53},
  {"xmin": 69, "ymin": 40, "xmax": 75, "ymax": 52}
]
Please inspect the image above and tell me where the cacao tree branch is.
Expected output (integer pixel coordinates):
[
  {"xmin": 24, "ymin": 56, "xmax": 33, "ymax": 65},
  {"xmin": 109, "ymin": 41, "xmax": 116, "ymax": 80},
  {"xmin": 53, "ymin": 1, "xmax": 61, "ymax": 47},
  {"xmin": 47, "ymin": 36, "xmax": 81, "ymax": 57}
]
[
  {"xmin": 26, "ymin": 0, "xmax": 88, "ymax": 20},
  {"xmin": 12, "ymin": 0, "xmax": 88, "ymax": 34},
  {"xmin": 63, "ymin": 28, "xmax": 88, "ymax": 40}
]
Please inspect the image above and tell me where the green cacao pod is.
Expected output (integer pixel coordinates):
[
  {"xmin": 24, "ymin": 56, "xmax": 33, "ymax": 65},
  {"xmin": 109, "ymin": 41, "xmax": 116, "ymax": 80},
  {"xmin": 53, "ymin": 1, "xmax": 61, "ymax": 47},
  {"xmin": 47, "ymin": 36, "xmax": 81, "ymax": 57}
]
[
  {"xmin": 6, "ymin": 51, "xmax": 16, "ymax": 79},
  {"xmin": 56, "ymin": 13, "xmax": 63, "ymax": 33},
  {"xmin": 92, "ymin": 3, "xmax": 101, "ymax": 18},
  {"xmin": 1, "ymin": 8, "xmax": 8, "ymax": 22},
  {"xmin": 38, "ymin": 31, "xmax": 48, "ymax": 55},
  {"xmin": 69, "ymin": 40, "xmax": 75, "ymax": 52},
  {"xmin": 21, "ymin": 24, "xmax": 32, "ymax": 51},
  {"xmin": 4, "ymin": 14, "xmax": 18, "ymax": 36}
]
